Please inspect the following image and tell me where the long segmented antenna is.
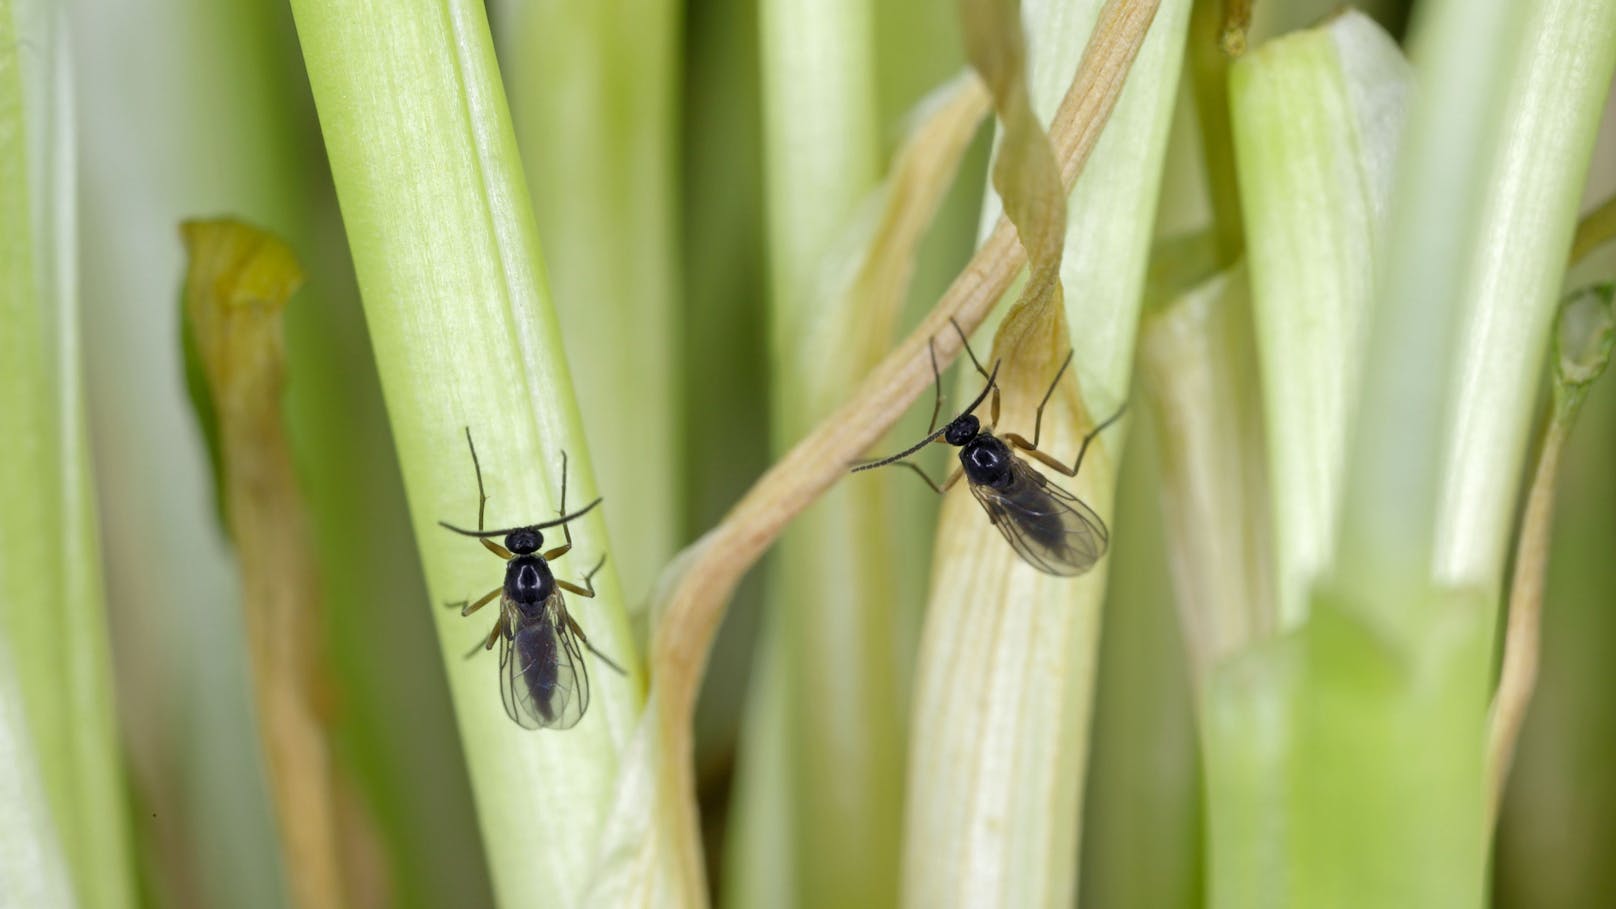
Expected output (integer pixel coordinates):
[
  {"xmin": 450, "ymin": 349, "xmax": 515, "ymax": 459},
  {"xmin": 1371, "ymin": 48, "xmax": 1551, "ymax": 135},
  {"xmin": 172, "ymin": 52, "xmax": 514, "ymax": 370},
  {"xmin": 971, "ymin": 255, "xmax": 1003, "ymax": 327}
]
[
  {"xmin": 439, "ymin": 497, "xmax": 604, "ymax": 538},
  {"xmin": 852, "ymin": 359, "xmax": 1000, "ymax": 473}
]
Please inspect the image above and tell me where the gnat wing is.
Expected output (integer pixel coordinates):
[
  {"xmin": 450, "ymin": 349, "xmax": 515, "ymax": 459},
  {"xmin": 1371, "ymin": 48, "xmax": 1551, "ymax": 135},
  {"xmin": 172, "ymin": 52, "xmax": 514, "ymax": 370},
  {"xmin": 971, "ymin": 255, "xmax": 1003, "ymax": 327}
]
[
  {"xmin": 500, "ymin": 595, "xmax": 590, "ymax": 730},
  {"xmin": 496, "ymin": 617, "xmax": 540, "ymax": 731},
  {"xmin": 968, "ymin": 457, "xmax": 1109, "ymax": 577}
]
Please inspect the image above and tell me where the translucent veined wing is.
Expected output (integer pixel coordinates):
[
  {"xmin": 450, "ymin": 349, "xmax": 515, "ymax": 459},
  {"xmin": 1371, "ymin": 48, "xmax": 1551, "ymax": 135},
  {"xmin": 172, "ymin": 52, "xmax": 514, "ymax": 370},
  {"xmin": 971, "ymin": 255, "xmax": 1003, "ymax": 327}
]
[
  {"xmin": 499, "ymin": 595, "xmax": 590, "ymax": 730},
  {"xmin": 968, "ymin": 455, "xmax": 1109, "ymax": 576}
]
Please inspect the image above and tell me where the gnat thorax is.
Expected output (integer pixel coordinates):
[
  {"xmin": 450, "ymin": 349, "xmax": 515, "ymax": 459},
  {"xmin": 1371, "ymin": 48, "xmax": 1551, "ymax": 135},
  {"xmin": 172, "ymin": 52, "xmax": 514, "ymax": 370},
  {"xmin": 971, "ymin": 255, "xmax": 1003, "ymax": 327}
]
[
  {"xmin": 960, "ymin": 434, "xmax": 1012, "ymax": 488},
  {"xmin": 505, "ymin": 556, "xmax": 556, "ymax": 612}
]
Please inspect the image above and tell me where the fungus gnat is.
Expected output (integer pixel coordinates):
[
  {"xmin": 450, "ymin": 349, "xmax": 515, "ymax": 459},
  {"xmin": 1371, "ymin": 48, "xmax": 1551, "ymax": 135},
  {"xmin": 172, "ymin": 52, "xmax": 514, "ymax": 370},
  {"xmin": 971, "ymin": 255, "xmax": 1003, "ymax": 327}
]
[
  {"xmin": 440, "ymin": 430, "xmax": 624, "ymax": 730},
  {"xmin": 853, "ymin": 320, "xmax": 1125, "ymax": 577}
]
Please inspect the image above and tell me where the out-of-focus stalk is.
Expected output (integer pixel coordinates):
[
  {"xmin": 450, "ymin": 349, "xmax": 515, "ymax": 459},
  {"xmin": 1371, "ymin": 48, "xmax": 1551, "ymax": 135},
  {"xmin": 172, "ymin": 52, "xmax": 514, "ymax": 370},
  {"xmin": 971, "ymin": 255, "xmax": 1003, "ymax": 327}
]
[
  {"xmin": 1137, "ymin": 263, "xmax": 1271, "ymax": 685},
  {"xmin": 1338, "ymin": 0, "xmax": 1616, "ymax": 603},
  {"xmin": 492, "ymin": 0, "xmax": 680, "ymax": 607},
  {"xmin": 0, "ymin": 4, "xmax": 134, "ymax": 906},
  {"xmin": 0, "ymin": 649, "xmax": 75, "ymax": 906},
  {"xmin": 1308, "ymin": 0, "xmax": 1610, "ymax": 903},
  {"xmin": 1426, "ymin": 0, "xmax": 1616, "ymax": 598},
  {"xmin": 902, "ymin": 1, "xmax": 1189, "ymax": 905},
  {"xmin": 748, "ymin": 0, "xmax": 885, "ymax": 904},
  {"xmin": 288, "ymin": 2, "xmax": 646, "ymax": 905},
  {"xmin": 1231, "ymin": 11, "xmax": 1410, "ymax": 627},
  {"xmin": 1077, "ymin": 404, "xmax": 1207, "ymax": 909}
]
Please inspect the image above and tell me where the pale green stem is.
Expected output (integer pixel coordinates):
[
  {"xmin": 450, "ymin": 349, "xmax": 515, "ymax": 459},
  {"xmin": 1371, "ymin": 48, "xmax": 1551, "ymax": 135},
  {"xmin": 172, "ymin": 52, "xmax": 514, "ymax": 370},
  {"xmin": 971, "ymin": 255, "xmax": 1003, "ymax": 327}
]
[
  {"xmin": 1231, "ymin": 11, "xmax": 1410, "ymax": 629},
  {"xmin": 1428, "ymin": 0, "xmax": 1616, "ymax": 598},
  {"xmin": 1221, "ymin": 0, "xmax": 1616, "ymax": 904},
  {"xmin": 1137, "ymin": 262, "xmax": 1273, "ymax": 685},
  {"xmin": 492, "ymin": 0, "xmax": 682, "ymax": 607},
  {"xmin": 1335, "ymin": 0, "xmax": 1616, "ymax": 613},
  {"xmin": 902, "ymin": 2, "xmax": 1191, "ymax": 906},
  {"xmin": 287, "ymin": 2, "xmax": 646, "ymax": 905},
  {"xmin": 752, "ymin": 0, "xmax": 886, "ymax": 906},
  {"xmin": 760, "ymin": 0, "xmax": 880, "ymax": 324},
  {"xmin": 0, "ymin": 3, "xmax": 134, "ymax": 906},
  {"xmin": 0, "ymin": 650, "xmax": 75, "ymax": 906}
]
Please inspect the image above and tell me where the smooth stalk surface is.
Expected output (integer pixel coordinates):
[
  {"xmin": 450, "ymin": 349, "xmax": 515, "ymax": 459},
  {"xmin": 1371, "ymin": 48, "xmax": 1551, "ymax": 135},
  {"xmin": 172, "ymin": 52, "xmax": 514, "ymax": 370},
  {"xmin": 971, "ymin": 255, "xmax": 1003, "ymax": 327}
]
[
  {"xmin": 756, "ymin": 0, "xmax": 886, "ymax": 903},
  {"xmin": 493, "ymin": 0, "xmax": 682, "ymax": 605},
  {"xmin": 288, "ymin": 2, "xmax": 645, "ymax": 905},
  {"xmin": 0, "ymin": 4, "xmax": 134, "ymax": 906},
  {"xmin": 902, "ymin": 0, "xmax": 1190, "ymax": 904}
]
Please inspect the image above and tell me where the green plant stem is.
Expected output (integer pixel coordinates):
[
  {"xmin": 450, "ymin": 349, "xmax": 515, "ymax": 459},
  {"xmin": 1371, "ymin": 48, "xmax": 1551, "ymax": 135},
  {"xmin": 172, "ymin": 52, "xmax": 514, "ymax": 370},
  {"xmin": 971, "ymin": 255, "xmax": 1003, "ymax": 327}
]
[
  {"xmin": 754, "ymin": 0, "xmax": 886, "ymax": 905},
  {"xmin": 1188, "ymin": 0, "xmax": 1245, "ymax": 261},
  {"xmin": 1340, "ymin": 0, "xmax": 1616, "ymax": 603},
  {"xmin": 1252, "ymin": 0, "xmax": 1614, "ymax": 904},
  {"xmin": 901, "ymin": 1, "xmax": 1189, "ymax": 905},
  {"xmin": 1425, "ymin": 1, "xmax": 1616, "ymax": 597},
  {"xmin": 1138, "ymin": 263, "xmax": 1272, "ymax": 685},
  {"xmin": 760, "ymin": 0, "xmax": 881, "ymax": 316},
  {"xmin": 287, "ymin": 2, "xmax": 645, "ymax": 905},
  {"xmin": 0, "ymin": 651, "xmax": 75, "ymax": 906},
  {"xmin": 0, "ymin": 4, "xmax": 134, "ymax": 907},
  {"xmin": 1230, "ymin": 11, "xmax": 1411, "ymax": 628},
  {"xmin": 492, "ymin": 0, "xmax": 682, "ymax": 606}
]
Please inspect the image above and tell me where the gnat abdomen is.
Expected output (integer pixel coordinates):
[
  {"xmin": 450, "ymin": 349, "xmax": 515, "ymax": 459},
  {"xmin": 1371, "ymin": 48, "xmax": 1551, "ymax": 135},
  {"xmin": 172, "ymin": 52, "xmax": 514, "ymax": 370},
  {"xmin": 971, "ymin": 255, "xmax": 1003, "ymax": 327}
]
[{"xmin": 514, "ymin": 623, "xmax": 561, "ymax": 722}]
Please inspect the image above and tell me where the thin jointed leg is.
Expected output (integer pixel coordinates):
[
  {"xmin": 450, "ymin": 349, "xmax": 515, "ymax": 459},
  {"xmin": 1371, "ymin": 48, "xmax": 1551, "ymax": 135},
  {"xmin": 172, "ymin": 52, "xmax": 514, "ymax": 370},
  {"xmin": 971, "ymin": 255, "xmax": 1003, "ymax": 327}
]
[
  {"xmin": 454, "ymin": 585, "xmax": 501, "ymax": 617},
  {"xmin": 1006, "ymin": 400, "xmax": 1128, "ymax": 479},
  {"xmin": 555, "ymin": 553, "xmax": 608, "ymax": 598},
  {"xmin": 1025, "ymin": 350, "xmax": 1074, "ymax": 451},
  {"xmin": 464, "ymin": 615, "xmax": 503, "ymax": 658},
  {"xmin": 563, "ymin": 611, "xmax": 626, "ymax": 674},
  {"xmin": 887, "ymin": 461, "xmax": 964, "ymax": 495}
]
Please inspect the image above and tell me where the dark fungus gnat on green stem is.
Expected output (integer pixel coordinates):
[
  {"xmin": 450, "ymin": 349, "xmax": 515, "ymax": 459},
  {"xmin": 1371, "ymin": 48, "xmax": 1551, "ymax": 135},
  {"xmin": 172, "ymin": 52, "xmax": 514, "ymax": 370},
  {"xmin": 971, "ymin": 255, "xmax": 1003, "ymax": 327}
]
[
  {"xmin": 853, "ymin": 320, "xmax": 1124, "ymax": 577},
  {"xmin": 439, "ymin": 429, "xmax": 624, "ymax": 730}
]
